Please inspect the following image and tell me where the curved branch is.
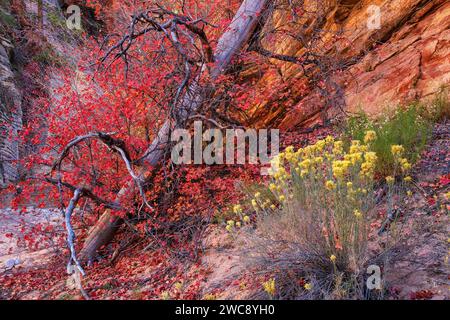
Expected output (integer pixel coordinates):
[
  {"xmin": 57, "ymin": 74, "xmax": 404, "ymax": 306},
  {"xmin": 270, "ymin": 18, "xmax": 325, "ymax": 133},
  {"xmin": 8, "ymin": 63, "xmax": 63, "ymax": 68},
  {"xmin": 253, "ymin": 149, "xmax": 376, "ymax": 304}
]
[
  {"xmin": 45, "ymin": 178, "xmax": 123, "ymax": 210},
  {"xmin": 51, "ymin": 132, "xmax": 117, "ymax": 172},
  {"xmin": 64, "ymin": 188, "xmax": 85, "ymax": 275},
  {"xmin": 50, "ymin": 131, "xmax": 153, "ymax": 212}
]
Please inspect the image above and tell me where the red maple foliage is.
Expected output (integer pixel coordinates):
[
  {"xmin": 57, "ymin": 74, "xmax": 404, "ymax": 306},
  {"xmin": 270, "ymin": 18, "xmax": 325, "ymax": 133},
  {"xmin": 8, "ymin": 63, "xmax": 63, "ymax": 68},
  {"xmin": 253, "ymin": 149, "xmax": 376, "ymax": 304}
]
[{"xmin": 1, "ymin": 0, "xmax": 315, "ymax": 300}]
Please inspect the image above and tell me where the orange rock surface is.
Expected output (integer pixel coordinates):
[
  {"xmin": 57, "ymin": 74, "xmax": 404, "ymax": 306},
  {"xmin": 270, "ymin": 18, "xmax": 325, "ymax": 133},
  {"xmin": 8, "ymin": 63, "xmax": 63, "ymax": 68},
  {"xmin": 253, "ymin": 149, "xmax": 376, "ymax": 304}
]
[{"xmin": 249, "ymin": 0, "xmax": 450, "ymax": 129}]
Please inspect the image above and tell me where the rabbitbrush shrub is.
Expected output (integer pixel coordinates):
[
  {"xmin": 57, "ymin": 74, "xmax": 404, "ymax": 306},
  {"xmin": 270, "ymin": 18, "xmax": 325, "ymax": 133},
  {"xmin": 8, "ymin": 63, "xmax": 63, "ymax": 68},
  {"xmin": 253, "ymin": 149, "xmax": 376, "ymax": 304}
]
[{"xmin": 228, "ymin": 133, "xmax": 413, "ymax": 299}]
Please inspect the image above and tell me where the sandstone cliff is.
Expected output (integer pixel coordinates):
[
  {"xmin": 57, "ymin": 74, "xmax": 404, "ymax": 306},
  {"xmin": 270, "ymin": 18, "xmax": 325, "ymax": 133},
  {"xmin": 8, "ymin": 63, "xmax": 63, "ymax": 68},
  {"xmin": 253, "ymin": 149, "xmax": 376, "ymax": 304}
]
[{"xmin": 249, "ymin": 0, "xmax": 450, "ymax": 129}]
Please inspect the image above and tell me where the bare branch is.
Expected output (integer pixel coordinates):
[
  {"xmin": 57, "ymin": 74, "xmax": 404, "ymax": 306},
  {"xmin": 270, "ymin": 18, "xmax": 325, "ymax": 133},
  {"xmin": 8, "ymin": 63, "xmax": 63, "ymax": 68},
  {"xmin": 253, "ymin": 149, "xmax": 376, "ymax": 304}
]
[
  {"xmin": 45, "ymin": 178, "xmax": 123, "ymax": 210},
  {"xmin": 64, "ymin": 188, "xmax": 85, "ymax": 275}
]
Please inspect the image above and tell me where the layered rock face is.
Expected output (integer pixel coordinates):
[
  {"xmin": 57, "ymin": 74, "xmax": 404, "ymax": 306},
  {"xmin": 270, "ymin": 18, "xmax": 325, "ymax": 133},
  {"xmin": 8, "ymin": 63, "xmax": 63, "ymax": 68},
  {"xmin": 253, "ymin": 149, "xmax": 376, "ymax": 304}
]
[
  {"xmin": 0, "ymin": 35, "xmax": 22, "ymax": 188},
  {"xmin": 250, "ymin": 0, "xmax": 450, "ymax": 129},
  {"xmin": 343, "ymin": 0, "xmax": 450, "ymax": 115}
]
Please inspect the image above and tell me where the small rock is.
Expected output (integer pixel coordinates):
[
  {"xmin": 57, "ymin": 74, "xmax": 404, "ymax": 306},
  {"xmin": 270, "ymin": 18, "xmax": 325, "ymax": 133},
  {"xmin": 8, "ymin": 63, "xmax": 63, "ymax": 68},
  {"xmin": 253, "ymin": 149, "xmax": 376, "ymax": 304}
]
[{"xmin": 5, "ymin": 258, "xmax": 21, "ymax": 269}]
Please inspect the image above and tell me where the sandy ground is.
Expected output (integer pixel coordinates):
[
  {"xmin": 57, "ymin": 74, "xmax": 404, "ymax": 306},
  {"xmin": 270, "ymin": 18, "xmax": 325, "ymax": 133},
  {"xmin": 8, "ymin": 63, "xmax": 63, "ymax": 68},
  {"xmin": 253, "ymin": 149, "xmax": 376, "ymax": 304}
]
[{"xmin": 0, "ymin": 208, "xmax": 62, "ymax": 272}]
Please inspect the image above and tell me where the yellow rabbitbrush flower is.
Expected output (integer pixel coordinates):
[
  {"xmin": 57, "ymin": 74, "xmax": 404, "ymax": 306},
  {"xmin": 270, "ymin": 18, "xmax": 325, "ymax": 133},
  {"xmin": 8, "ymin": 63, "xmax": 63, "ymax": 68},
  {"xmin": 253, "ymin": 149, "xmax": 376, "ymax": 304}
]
[
  {"xmin": 391, "ymin": 145, "xmax": 404, "ymax": 157},
  {"xmin": 161, "ymin": 291, "xmax": 171, "ymax": 300},
  {"xmin": 364, "ymin": 152, "xmax": 378, "ymax": 163},
  {"xmin": 314, "ymin": 156, "xmax": 324, "ymax": 164},
  {"xmin": 252, "ymin": 199, "xmax": 258, "ymax": 211},
  {"xmin": 333, "ymin": 166, "xmax": 345, "ymax": 179},
  {"xmin": 332, "ymin": 160, "xmax": 351, "ymax": 179},
  {"xmin": 346, "ymin": 152, "xmax": 363, "ymax": 165},
  {"xmin": 360, "ymin": 163, "xmax": 374, "ymax": 176},
  {"xmin": 386, "ymin": 176, "xmax": 395, "ymax": 184},
  {"xmin": 273, "ymin": 167, "xmax": 288, "ymax": 181},
  {"xmin": 303, "ymin": 145, "xmax": 315, "ymax": 156},
  {"xmin": 364, "ymin": 130, "xmax": 377, "ymax": 144},
  {"xmin": 333, "ymin": 141, "xmax": 344, "ymax": 155},
  {"xmin": 399, "ymin": 158, "xmax": 412, "ymax": 172},
  {"xmin": 243, "ymin": 215, "xmax": 250, "ymax": 223},
  {"xmin": 174, "ymin": 282, "xmax": 183, "ymax": 290},
  {"xmin": 233, "ymin": 205, "xmax": 242, "ymax": 214},
  {"xmin": 237, "ymin": 136, "xmax": 418, "ymax": 299},
  {"xmin": 349, "ymin": 145, "xmax": 362, "ymax": 154},
  {"xmin": 285, "ymin": 152, "xmax": 296, "ymax": 163},
  {"xmin": 325, "ymin": 135, "xmax": 334, "ymax": 144},
  {"xmin": 315, "ymin": 139, "xmax": 326, "ymax": 152},
  {"xmin": 203, "ymin": 293, "xmax": 216, "ymax": 300},
  {"xmin": 300, "ymin": 169, "xmax": 308, "ymax": 178},
  {"xmin": 360, "ymin": 152, "xmax": 377, "ymax": 178},
  {"xmin": 261, "ymin": 200, "xmax": 269, "ymax": 209},
  {"xmin": 349, "ymin": 140, "xmax": 365, "ymax": 154},
  {"xmin": 300, "ymin": 159, "xmax": 312, "ymax": 170},
  {"xmin": 285, "ymin": 146, "xmax": 294, "ymax": 153},
  {"xmin": 294, "ymin": 149, "xmax": 303, "ymax": 159},
  {"xmin": 325, "ymin": 180, "xmax": 336, "ymax": 191},
  {"xmin": 262, "ymin": 278, "xmax": 276, "ymax": 297}
]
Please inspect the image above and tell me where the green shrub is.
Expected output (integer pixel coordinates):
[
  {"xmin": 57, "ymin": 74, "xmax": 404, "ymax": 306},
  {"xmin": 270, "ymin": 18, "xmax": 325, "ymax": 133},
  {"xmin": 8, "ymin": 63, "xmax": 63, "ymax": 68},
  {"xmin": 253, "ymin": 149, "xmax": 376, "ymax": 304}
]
[
  {"xmin": 0, "ymin": 8, "xmax": 17, "ymax": 30},
  {"xmin": 47, "ymin": 10, "xmax": 65, "ymax": 29},
  {"xmin": 343, "ymin": 104, "xmax": 432, "ymax": 175},
  {"xmin": 32, "ymin": 45, "xmax": 64, "ymax": 67}
]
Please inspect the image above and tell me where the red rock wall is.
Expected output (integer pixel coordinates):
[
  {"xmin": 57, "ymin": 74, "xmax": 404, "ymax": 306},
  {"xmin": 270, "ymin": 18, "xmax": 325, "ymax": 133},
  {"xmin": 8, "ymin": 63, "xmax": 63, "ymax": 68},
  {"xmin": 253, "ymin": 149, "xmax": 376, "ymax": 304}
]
[{"xmin": 249, "ymin": 0, "xmax": 450, "ymax": 129}]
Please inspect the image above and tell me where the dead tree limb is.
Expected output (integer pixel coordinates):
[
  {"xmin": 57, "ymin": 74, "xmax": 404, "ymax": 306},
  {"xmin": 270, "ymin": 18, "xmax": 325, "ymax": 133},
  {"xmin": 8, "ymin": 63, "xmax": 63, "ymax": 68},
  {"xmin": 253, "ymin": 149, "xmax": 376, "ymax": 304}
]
[
  {"xmin": 64, "ymin": 188, "xmax": 85, "ymax": 276},
  {"xmin": 48, "ymin": 130, "xmax": 154, "ymax": 265},
  {"xmin": 63, "ymin": 188, "xmax": 91, "ymax": 300},
  {"xmin": 50, "ymin": 131, "xmax": 152, "ymax": 210}
]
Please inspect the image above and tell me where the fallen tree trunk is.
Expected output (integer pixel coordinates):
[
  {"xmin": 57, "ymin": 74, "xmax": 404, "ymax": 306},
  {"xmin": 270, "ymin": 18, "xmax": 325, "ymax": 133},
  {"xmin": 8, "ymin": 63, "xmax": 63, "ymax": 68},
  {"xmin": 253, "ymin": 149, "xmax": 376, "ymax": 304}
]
[{"xmin": 79, "ymin": 0, "xmax": 272, "ymax": 262}]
